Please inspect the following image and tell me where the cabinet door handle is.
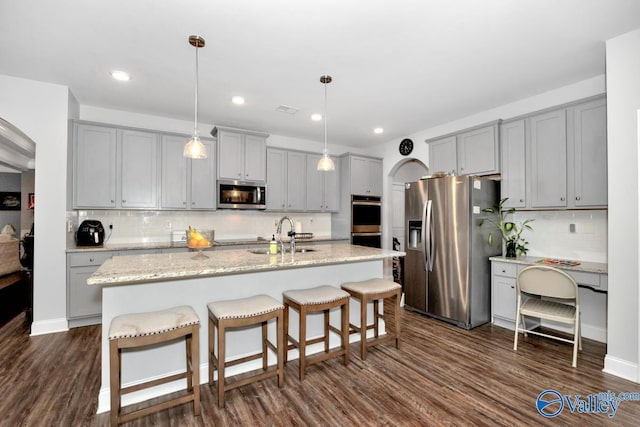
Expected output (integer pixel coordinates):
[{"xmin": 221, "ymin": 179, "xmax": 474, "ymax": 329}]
[
  {"xmin": 110, "ymin": 199, "xmax": 115, "ymax": 204},
  {"xmin": 519, "ymin": 199, "xmax": 524, "ymax": 203},
  {"xmin": 576, "ymin": 196, "xmax": 581, "ymax": 201},
  {"xmin": 510, "ymin": 285, "xmax": 515, "ymax": 289},
  {"xmin": 560, "ymin": 196, "xmax": 565, "ymax": 201},
  {"xmin": 501, "ymin": 269, "xmax": 506, "ymax": 273},
  {"xmin": 89, "ymin": 258, "xmax": 94, "ymax": 262}
]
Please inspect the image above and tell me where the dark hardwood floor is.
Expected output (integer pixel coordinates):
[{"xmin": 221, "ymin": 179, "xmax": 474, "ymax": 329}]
[{"xmin": 1, "ymin": 308, "xmax": 638, "ymax": 426}]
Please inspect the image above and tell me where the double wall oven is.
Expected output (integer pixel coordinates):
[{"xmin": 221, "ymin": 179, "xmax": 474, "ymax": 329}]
[{"xmin": 351, "ymin": 195, "xmax": 381, "ymax": 248}]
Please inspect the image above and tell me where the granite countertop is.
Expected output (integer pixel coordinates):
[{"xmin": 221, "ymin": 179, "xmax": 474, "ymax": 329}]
[
  {"xmin": 489, "ymin": 255, "xmax": 607, "ymax": 274},
  {"xmin": 67, "ymin": 235, "xmax": 348, "ymax": 253},
  {"xmin": 88, "ymin": 243, "xmax": 405, "ymax": 286}
]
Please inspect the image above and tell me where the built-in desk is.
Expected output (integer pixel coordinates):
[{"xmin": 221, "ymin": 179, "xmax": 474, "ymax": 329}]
[{"xmin": 489, "ymin": 256, "xmax": 608, "ymax": 342}]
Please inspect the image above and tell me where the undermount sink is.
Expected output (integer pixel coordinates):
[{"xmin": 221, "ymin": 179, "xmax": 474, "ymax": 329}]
[{"xmin": 247, "ymin": 247, "xmax": 316, "ymax": 255}]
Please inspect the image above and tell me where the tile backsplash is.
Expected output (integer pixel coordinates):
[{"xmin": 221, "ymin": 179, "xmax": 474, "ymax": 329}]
[
  {"xmin": 512, "ymin": 209, "xmax": 607, "ymax": 263},
  {"xmin": 67, "ymin": 210, "xmax": 332, "ymax": 246}
]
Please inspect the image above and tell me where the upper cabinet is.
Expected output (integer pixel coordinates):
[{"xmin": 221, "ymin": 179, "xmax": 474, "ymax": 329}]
[
  {"xmin": 350, "ymin": 155, "xmax": 382, "ymax": 196},
  {"xmin": 73, "ymin": 123, "xmax": 159, "ymax": 209},
  {"xmin": 160, "ymin": 135, "xmax": 216, "ymax": 210},
  {"xmin": 427, "ymin": 122, "xmax": 500, "ymax": 176},
  {"xmin": 74, "ymin": 123, "xmax": 117, "ymax": 208},
  {"xmin": 499, "ymin": 96, "xmax": 607, "ymax": 210},
  {"xmin": 266, "ymin": 147, "xmax": 340, "ymax": 212},
  {"xmin": 213, "ymin": 126, "xmax": 268, "ymax": 182}
]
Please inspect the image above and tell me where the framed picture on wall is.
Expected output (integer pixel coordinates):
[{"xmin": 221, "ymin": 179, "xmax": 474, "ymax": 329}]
[
  {"xmin": 28, "ymin": 193, "xmax": 34, "ymax": 209},
  {"xmin": 0, "ymin": 192, "xmax": 21, "ymax": 210}
]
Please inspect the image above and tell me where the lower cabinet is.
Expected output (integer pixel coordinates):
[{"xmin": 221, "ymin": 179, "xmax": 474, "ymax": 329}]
[
  {"xmin": 491, "ymin": 262, "xmax": 521, "ymax": 330},
  {"xmin": 67, "ymin": 251, "xmax": 114, "ymax": 327}
]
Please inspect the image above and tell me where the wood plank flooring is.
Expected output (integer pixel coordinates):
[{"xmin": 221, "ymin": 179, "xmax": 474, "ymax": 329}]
[{"xmin": 1, "ymin": 308, "xmax": 639, "ymax": 426}]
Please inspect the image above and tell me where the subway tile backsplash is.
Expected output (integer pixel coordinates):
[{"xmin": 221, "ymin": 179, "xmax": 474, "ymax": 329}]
[
  {"xmin": 68, "ymin": 210, "xmax": 332, "ymax": 245},
  {"xmin": 512, "ymin": 210, "xmax": 607, "ymax": 263}
]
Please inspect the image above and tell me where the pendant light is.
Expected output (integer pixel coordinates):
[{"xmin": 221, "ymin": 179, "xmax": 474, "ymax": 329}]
[
  {"xmin": 317, "ymin": 75, "xmax": 335, "ymax": 171},
  {"xmin": 183, "ymin": 35, "xmax": 207, "ymax": 159}
]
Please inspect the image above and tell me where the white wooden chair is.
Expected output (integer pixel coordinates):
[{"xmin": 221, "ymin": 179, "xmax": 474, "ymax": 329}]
[{"xmin": 513, "ymin": 265, "xmax": 582, "ymax": 367}]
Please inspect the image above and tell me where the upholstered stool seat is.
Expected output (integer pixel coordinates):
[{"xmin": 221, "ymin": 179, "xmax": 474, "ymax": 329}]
[
  {"xmin": 341, "ymin": 278, "xmax": 401, "ymax": 360},
  {"xmin": 283, "ymin": 285, "xmax": 350, "ymax": 380},
  {"xmin": 108, "ymin": 305, "xmax": 200, "ymax": 426},
  {"xmin": 207, "ymin": 295, "xmax": 285, "ymax": 408}
]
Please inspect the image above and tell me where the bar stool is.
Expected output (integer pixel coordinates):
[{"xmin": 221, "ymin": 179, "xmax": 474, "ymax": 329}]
[
  {"xmin": 108, "ymin": 305, "xmax": 201, "ymax": 426},
  {"xmin": 207, "ymin": 295, "xmax": 284, "ymax": 408},
  {"xmin": 341, "ymin": 278, "xmax": 401, "ymax": 360},
  {"xmin": 283, "ymin": 285, "xmax": 350, "ymax": 380}
]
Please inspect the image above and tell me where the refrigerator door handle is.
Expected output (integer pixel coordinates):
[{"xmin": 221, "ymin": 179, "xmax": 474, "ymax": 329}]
[
  {"xmin": 427, "ymin": 199, "xmax": 436, "ymax": 271},
  {"xmin": 424, "ymin": 199, "xmax": 432, "ymax": 271}
]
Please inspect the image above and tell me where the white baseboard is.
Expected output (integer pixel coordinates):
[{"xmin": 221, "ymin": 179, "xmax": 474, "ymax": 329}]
[
  {"xmin": 603, "ymin": 355, "xmax": 639, "ymax": 383},
  {"xmin": 29, "ymin": 318, "xmax": 69, "ymax": 336}
]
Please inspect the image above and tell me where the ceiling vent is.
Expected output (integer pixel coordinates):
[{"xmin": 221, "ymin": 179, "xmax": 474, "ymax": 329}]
[{"xmin": 275, "ymin": 105, "xmax": 299, "ymax": 115}]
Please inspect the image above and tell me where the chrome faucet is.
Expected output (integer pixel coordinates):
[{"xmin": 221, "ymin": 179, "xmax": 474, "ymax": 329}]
[{"xmin": 276, "ymin": 216, "xmax": 296, "ymax": 254}]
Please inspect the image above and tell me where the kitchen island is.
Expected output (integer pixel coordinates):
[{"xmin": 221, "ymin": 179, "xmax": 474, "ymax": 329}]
[{"xmin": 89, "ymin": 243, "xmax": 403, "ymax": 413}]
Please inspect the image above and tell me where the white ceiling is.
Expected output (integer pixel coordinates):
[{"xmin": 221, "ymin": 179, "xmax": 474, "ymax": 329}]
[{"xmin": 1, "ymin": 0, "xmax": 640, "ymax": 148}]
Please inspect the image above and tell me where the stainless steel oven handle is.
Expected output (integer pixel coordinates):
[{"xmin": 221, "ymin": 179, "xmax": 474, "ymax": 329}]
[
  {"xmin": 351, "ymin": 201, "xmax": 382, "ymax": 206},
  {"xmin": 352, "ymin": 232, "xmax": 382, "ymax": 236},
  {"xmin": 256, "ymin": 187, "xmax": 261, "ymax": 204}
]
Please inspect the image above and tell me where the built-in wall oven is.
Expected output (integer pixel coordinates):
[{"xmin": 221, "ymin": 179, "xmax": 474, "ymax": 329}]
[
  {"xmin": 218, "ymin": 180, "xmax": 266, "ymax": 209},
  {"xmin": 351, "ymin": 195, "xmax": 381, "ymax": 248}
]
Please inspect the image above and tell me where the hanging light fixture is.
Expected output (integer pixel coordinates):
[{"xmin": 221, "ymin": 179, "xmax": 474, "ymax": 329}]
[
  {"xmin": 317, "ymin": 75, "xmax": 335, "ymax": 171},
  {"xmin": 183, "ymin": 35, "xmax": 207, "ymax": 159}
]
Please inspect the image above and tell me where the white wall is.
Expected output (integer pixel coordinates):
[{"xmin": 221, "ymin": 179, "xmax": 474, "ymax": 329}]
[
  {"xmin": 0, "ymin": 74, "xmax": 73, "ymax": 335},
  {"xmin": 604, "ymin": 28, "xmax": 640, "ymax": 382}
]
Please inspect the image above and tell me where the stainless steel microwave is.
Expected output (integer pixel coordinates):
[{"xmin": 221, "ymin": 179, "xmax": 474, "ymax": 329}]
[{"xmin": 217, "ymin": 180, "xmax": 266, "ymax": 209}]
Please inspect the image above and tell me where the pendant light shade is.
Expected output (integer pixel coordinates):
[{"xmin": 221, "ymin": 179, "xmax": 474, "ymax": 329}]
[
  {"xmin": 317, "ymin": 75, "xmax": 335, "ymax": 172},
  {"xmin": 184, "ymin": 35, "xmax": 207, "ymax": 159}
]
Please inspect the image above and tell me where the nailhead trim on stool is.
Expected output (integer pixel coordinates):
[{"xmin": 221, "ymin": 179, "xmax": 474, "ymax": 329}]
[
  {"xmin": 108, "ymin": 305, "xmax": 201, "ymax": 426},
  {"xmin": 207, "ymin": 295, "xmax": 285, "ymax": 408},
  {"xmin": 283, "ymin": 285, "xmax": 350, "ymax": 380},
  {"xmin": 341, "ymin": 278, "xmax": 401, "ymax": 360}
]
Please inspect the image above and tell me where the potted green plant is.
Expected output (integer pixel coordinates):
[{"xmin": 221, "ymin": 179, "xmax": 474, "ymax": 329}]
[{"xmin": 481, "ymin": 197, "xmax": 534, "ymax": 257}]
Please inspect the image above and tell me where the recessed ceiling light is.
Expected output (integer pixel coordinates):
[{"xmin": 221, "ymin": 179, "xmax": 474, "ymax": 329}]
[
  {"xmin": 374, "ymin": 127, "xmax": 384, "ymax": 134},
  {"xmin": 311, "ymin": 113, "xmax": 322, "ymax": 121},
  {"xmin": 232, "ymin": 96, "xmax": 245, "ymax": 105},
  {"xmin": 110, "ymin": 70, "xmax": 131, "ymax": 82}
]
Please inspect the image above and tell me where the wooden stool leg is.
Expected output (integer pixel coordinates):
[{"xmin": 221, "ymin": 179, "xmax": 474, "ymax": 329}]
[
  {"xmin": 109, "ymin": 339, "xmax": 120, "ymax": 427},
  {"xmin": 373, "ymin": 299, "xmax": 380, "ymax": 338},
  {"xmin": 283, "ymin": 303, "xmax": 289, "ymax": 364},
  {"xmin": 262, "ymin": 321, "xmax": 268, "ymax": 371},
  {"xmin": 208, "ymin": 316, "xmax": 214, "ymax": 385},
  {"xmin": 324, "ymin": 310, "xmax": 330, "ymax": 353},
  {"xmin": 360, "ymin": 296, "xmax": 367, "ymax": 360},
  {"xmin": 342, "ymin": 300, "xmax": 350, "ymax": 366},
  {"xmin": 191, "ymin": 326, "xmax": 201, "ymax": 415},
  {"xmin": 186, "ymin": 335, "xmax": 193, "ymax": 391},
  {"xmin": 217, "ymin": 322, "xmax": 226, "ymax": 408},
  {"xmin": 277, "ymin": 311, "xmax": 285, "ymax": 387},
  {"xmin": 299, "ymin": 306, "xmax": 307, "ymax": 381},
  {"xmin": 393, "ymin": 293, "xmax": 401, "ymax": 349}
]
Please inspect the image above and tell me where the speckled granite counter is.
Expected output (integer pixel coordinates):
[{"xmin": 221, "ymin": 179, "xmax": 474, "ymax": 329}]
[
  {"xmin": 89, "ymin": 243, "xmax": 401, "ymax": 285},
  {"xmin": 67, "ymin": 236, "xmax": 347, "ymax": 253},
  {"xmin": 94, "ymin": 242, "xmax": 403, "ymax": 413},
  {"xmin": 489, "ymin": 255, "xmax": 607, "ymax": 274}
]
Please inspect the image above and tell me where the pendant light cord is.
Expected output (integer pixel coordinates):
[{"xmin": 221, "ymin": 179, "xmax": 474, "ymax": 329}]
[
  {"xmin": 324, "ymin": 79, "xmax": 328, "ymax": 153},
  {"xmin": 193, "ymin": 40, "xmax": 199, "ymax": 137}
]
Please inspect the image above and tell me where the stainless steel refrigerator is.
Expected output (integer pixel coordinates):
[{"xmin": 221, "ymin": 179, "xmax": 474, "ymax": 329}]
[{"xmin": 404, "ymin": 175, "xmax": 500, "ymax": 329}]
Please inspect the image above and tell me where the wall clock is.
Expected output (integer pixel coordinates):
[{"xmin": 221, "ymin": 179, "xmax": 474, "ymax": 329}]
[{"xmin": 399, "ymin": 138, "xmax": 413, "ymax": 156}]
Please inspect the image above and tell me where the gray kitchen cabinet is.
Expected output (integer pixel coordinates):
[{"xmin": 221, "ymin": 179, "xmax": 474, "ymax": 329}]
[
  {"xmin": 457, "ymin": 124, "xmax": 500, "ymax": 176},
  {"xmin": 569, "ymin": 98, "xmax": 607, "ymax": 208},
  {"xmin": 305, "ymin": 153, "xmax": 340, "ymax": 211},
  {"xmin": 67, "ymin": 251, "xmax": 114, "ymax": 327},
  {"xmin": 528, "ymin": 108, "xmax": 567, "ymax": 208},
  {"xmin": 428, "ymin": 136, "xmax": 457, "ymax": 175},
  {"xmin": 350, "ymin": 155, "xmax": 382, "ymax": 196},
  {"xmin": 500, "ymin": 120, "xmax": 526, "ymax": 208},
  {"xmin": 214, "ymin": 126, "xmax": 268, "ymax": 182},
  {"xmin": 286, "ymin": 151, "xmax": 306, "ymax": 210},
  {"xmin": 266, "ymin": 148, "xmax": 287, "ymax": 210},
  {"xmin": 120, "ymin": 129, "xmax": 159, "ymax": 208},
  {"xmin": 161, "ymin": 135, "xmax": 215, "ymax": 209},
  {"xmin": 427, "ymin": 122, "xmax": 500, "ymax": 177},
  {"xmin": 491, "ymin": 261, "xmax": 540, "ymax": 331},
  {"xmin": 73, "ymin": 123, "xmax": 117, "ymax": 208}
]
